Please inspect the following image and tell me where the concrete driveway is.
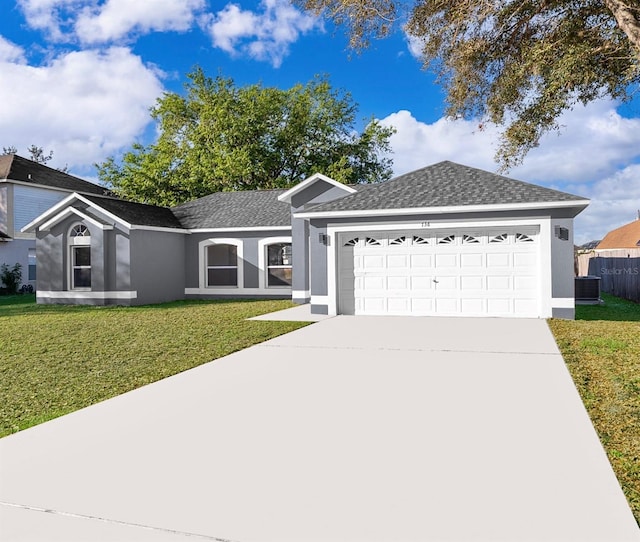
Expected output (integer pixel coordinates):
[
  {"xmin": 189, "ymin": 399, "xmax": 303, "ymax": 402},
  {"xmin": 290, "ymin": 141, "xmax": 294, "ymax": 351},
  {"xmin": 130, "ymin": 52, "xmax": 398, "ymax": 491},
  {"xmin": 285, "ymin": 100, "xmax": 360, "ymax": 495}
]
[{"xmin": 1, "ymin": 315, "xmax": 638, "ymax": 542}]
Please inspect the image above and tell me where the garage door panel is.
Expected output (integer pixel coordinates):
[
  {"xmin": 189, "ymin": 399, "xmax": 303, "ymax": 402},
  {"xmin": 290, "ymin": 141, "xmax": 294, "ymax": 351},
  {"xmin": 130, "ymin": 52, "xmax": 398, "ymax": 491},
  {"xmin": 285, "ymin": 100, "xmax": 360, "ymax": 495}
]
[
  {"xmin": 435, "ymin": 253, "xmax": 457, "ymax": 267},
  {"xmin": 514, "ymin": 252, "xmax": 536, "ymax": 267},
  {"xmin": 461, "ymin": 253, "xmax": 483, "ymax": 267},
  {"xmin": 461, "ymin": 276, "xmax": 484, "ymax": 290},
  {"xmin": 487, "ymin": 276, "xmax": 511, "ymax": 290},
  {"xmin": 340, "ymin": 228, "xmax": 539, "ymax": 317},
  {"xmin": 411, "ymin": 276, "xmax": 433, "ymax": 290},
  {"xmin": 411, "ymin": 254, "xmax": 432, "ymax": 267},
  {"xmin": 487, "ymin": 253, "xmax": 510, "ymax": 267}
]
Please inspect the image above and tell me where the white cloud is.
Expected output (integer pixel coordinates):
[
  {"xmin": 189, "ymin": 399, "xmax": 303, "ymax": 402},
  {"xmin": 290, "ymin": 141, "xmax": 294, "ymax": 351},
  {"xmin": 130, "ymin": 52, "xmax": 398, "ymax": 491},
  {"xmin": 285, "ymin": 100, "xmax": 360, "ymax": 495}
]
[
  {"xmin": 378, "ymin": 100, "xmax": 640, "ymax": 245},
  {"xmin": 0, "ymin": 36, "xmax": 27, "ymax": 63},
  {"xmin": 17, "ymin": 0, "xmax": 83, "ymax": 40},
  {"xmin": 205, "ymin": 0, "xmax": 322, "ymax": 67},
  {"xmin": 75, "ymin": 0, "xmax": 205, "ymax": 44},
  {"xmin": 573, "ymin": 165, "xmax": 640, "ymax": 244},
  {"xmin": 0, "ymin": 47, "xmax": 163, "ymax": 170}
]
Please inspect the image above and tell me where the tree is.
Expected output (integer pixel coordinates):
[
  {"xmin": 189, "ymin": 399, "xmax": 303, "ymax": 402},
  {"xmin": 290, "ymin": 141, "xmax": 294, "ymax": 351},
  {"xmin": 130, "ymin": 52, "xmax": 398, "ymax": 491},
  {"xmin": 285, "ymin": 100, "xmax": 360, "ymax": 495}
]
[
  {"xmin": 0, "ymin": 263, "xmax": 22, "ymax": 295},
  {"xmin": 97, "ymin": 69, "xmax": 395, "ymax": 206},
  {"xmin": 297, "ymin": 0, "xmax": 640, "ymax": 169},
  {"xmin": 2, "ymin": 145, "xmax": 68, "ymax": 172}
]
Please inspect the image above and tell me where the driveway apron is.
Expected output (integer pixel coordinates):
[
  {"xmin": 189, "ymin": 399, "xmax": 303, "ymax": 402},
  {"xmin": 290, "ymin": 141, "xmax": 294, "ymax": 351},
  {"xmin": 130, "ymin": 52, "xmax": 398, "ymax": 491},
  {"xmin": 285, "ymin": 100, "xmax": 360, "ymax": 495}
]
[{"xmin": 1, "ymin": 316, "xmax": 638, "ymax": 542}]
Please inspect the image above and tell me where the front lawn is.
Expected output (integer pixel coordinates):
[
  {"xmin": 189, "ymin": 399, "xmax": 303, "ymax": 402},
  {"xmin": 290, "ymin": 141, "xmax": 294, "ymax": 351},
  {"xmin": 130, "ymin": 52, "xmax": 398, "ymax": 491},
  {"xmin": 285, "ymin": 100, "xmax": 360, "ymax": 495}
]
[
  {"xmin": 549, "ymin": 293, "xmax": 640, "ymax": 525},
  {"xmin": 0, "ymin": 296, "xmax": 307, "ymax": 437}
]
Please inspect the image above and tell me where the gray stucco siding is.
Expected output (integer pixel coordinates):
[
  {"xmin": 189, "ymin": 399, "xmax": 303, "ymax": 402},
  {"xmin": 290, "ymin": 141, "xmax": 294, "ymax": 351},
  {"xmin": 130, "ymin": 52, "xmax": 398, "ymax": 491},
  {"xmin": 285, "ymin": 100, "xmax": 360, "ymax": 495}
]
[{"xmin": 129, "ymin": 229, "xmax": 186, "ymax": 305}]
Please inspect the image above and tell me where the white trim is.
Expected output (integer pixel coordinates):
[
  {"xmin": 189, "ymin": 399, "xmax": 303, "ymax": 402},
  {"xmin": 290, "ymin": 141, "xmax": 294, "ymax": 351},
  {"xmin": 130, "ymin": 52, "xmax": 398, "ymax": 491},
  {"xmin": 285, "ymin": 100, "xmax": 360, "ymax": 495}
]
[
  {"xmin": 294, "ymin": 200, "xmax": 590, "ymax": 219},
  {"xmin": 311, "ymin": 295, "xmax": 330, "ymax": 306},
  {"xmin": 37, "ymin": 291, "xmax": 138, "ymax": 300},
  {"xmin": 129, "ymin": 225, "xmax": 189, "ymax": 234},
  {"xmin": 39, "ymin": 207, "xmax": 113, "ymax": 232},
  {"xmin": 292, "ymin": 289, "xmax": 310, "ymax": 298},
  {"xmin": 325, "ymin": 218, "xmax": 546, "ymax": 234},
  {"xmin": 21, "ymin": 192, "xmax": 81, "ymax": 232},
  {"xmin": 198, "ymin": 238, "xmax": 244, "ymax": 290},
  {"xmin": 278, "ymin": 173, "xmax": 356, "ymax": 203},
  {"xmin": 185, "ymin": 287, "xmax": 290, "ymax": 297},
  {"xmin": 257, "ymin": 236, "xmax": 293, "ymax": 291},
  {"xmin": 552, "ymin": 297, "xmax": 575, "ymax": 309},
  {"xmin": 189, "ymin": 226, "xmax": 290, "ymax": 233}
]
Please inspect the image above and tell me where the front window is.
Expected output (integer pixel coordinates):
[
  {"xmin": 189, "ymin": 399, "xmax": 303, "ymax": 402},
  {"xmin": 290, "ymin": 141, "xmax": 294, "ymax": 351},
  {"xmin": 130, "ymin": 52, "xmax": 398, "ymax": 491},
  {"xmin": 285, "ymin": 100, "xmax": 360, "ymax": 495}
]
[
  {"xmin": 267, "ymin": 243, "xmax": 292, "ymax": 287},
  {"xmin": 69, "ymin": 223, "xmax": 91, "ymax": 290},
  {"xmin": 207, "ymin": 244, "xmax": 238, "ymax": 287},
  {"xmin": 71, "ymin": 246, "xmax": 91, "ymax": 288}
]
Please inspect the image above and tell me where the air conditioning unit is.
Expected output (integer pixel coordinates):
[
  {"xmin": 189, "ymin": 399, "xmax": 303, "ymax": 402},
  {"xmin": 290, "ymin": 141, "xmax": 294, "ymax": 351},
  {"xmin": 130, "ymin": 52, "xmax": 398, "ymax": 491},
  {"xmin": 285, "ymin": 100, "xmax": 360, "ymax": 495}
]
[{"xmin": 575, "ymin": 276, "xmax": 601, "ymax": 304}]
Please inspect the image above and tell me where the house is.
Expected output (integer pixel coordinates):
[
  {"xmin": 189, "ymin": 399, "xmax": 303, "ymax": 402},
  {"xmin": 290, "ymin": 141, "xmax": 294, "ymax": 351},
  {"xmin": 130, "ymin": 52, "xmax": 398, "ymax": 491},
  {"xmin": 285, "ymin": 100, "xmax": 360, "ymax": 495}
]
[
  {"xmin": 0, "ymin": 154, "xmax": 110, "ymax": 287},
  {"xmin": 576, "ymin": 218, "xmax": 640, "ymax": 276},
  {"xmin": 23, "ymin": 161, "xmax": 589, "ymax": 318},
  {"xmin": 596, "ymin": 217, "xmax": 640, "ymax": 253}
]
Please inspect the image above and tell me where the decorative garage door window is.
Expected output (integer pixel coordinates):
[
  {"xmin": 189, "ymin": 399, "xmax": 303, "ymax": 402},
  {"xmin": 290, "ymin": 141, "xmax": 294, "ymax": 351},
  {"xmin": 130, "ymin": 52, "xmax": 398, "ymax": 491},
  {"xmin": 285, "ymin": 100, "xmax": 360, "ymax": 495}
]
[
  {"xmin": 207, "ymin": 244, "xmax": 238, "ymax": 287},
  {"xmin": 267, "ymin": 243, "xmax": 292, "ymax": 287},
  {"xmin": 338, "ymin": 229, "xmax": 540, "ymax": 317},
  {"xmin": 69, "ymin": 223, "xmax": 91, "ymax": 290}
]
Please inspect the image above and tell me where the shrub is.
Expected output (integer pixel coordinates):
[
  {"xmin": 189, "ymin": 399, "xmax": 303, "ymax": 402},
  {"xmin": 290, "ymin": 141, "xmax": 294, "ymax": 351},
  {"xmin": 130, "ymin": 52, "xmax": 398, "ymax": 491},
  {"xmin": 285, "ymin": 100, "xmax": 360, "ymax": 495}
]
[{"xmin": 1, "ymin": 263, "xmax": 22, "ymax": 295}]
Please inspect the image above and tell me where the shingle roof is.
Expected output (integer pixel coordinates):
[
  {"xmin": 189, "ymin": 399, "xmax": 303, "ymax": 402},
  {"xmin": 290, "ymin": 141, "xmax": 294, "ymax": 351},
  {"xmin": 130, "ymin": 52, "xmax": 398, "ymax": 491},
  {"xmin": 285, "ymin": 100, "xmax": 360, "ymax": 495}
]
[
  {"xmin": 172, "ymin": 189, "xmax": 290, "ymax": 229},
  {"xmin": 305, "ymin": 161, "xmax": 587, "ymax": 214},
  {"xmin": 0, "ymin": 154, "xmax": 110, "ymax": 196},
  {"xmin": 83, "ymin": 195, "xmax": 185, "ymax": 229},
  {"xmin": 597, "ymin": 219, "xmax": 640, "ymax": 249}
]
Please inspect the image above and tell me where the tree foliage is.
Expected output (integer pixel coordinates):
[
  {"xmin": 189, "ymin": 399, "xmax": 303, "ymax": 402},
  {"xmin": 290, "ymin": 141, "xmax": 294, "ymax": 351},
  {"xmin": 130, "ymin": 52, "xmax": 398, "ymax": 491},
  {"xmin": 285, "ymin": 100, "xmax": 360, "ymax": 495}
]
[
  {"xmin": 2, "ymin": 145, "xmax": 68, "ymax": 172},
  {"xmin": 98, "ymin": 68, "xmax": 395, "ymax": 206},
  {"xmin": 298, "ymin": 0, "xmax": 640, "ymax": 168}
]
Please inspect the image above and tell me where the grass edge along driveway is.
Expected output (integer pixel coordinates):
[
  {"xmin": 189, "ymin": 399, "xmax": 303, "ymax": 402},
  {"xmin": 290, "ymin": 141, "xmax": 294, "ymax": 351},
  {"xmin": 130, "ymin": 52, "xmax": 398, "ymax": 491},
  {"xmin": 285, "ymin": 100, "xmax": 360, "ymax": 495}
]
[
  {"xmin": 549, "ymin": 293, "xmax": 640, "ymax": 526},
  {"xmin": 0, "ymin": 296, "xmax": 307, "ymax": 438}
]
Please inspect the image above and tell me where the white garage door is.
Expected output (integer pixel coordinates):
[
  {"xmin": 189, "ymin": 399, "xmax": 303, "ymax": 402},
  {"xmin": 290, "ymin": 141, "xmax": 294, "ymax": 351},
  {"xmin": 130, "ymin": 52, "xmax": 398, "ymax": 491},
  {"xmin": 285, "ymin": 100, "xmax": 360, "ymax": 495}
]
[{"xmin": 338, "ymin": 228, "xmax": 540, "ymax": 317}]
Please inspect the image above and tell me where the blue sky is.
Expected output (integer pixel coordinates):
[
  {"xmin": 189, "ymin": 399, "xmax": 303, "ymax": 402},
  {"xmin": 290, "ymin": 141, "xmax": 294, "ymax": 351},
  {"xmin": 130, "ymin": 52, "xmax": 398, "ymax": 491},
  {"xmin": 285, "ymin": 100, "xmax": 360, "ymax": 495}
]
[{"xmin": 2, "ymin": 0, "xmax": 640, "ymax": 243}]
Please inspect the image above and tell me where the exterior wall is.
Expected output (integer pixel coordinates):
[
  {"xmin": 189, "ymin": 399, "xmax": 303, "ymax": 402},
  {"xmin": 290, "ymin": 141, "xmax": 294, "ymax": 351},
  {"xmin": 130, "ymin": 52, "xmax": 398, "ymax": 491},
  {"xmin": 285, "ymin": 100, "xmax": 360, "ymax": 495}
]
[
  {"xmin": 550, "ymin": 218, "xmax": 576, "ymax": 319},
  {"xmin": 0, "ymin": 184, "xmax": 11, "ymax": 236},
  {"xmin": 0, "ymin": 238, "xmax": 36, "ymax": 289},
  {"xmin": 307, "ymin": 208, "xmax": 577, "ymax": 318},
  {"xmin": 129, "ymin": 229, "xmax": 186, "ymax": 305},
  {"xmin": 13, "ymin": 184, "xmax": 69, "ymax": 240},
  {"xmin": 184, "ymin": 229, "xmax": 292, "ymax": 299}
]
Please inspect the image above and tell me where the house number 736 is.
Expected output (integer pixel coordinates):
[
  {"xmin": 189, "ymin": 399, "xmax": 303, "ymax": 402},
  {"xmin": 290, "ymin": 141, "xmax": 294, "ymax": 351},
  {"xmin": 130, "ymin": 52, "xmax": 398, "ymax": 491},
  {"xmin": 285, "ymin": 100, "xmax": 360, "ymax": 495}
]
[{"xmin": 420, "ymin": 222, "xmax": 430, "ymax": 227}]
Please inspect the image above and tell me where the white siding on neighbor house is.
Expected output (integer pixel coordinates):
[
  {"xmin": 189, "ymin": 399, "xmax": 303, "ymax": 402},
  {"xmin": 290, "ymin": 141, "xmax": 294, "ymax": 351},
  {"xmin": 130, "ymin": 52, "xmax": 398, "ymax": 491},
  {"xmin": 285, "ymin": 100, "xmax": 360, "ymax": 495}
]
[{"xmin": 13, "ymin": 185, "xmax": 68, "ymax": 238}]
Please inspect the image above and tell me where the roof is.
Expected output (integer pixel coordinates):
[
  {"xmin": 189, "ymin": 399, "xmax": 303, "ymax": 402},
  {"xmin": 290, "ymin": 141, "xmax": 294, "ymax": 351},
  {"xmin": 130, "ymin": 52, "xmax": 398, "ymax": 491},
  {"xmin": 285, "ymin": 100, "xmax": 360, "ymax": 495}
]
[
  {"xmin": 172, "ymin": 189, "xmax": 290, "ymax": 229},
  {"xmin": 302, "ymin": 161, "xmax": 588, "ymax": 215},
  {"xmin": 278, "ymin": 173, "xmax": 356, "ymax": 204},
  {"xmin": 597, "ymin": 219, "xmax": 640, "ymax": 249},
  {"xmin": 0, "ymin": 154, "xmax": 109, "ymax": 196},
  {"xmin": 82, "ymin": 195, "xmax": 185, "ymax": 229}
]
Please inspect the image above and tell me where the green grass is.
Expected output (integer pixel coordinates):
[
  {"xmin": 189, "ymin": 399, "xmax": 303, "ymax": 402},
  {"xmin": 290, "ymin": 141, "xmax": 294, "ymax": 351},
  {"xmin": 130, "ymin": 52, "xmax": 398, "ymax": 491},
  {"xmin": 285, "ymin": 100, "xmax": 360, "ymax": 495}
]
[
  {"xmin": 0, "ymin": 295, "xmax": 307, "ymax": 437},
  {"xmin": 549, "ymin": 293, "xmax": 640, "ymax": 525}
]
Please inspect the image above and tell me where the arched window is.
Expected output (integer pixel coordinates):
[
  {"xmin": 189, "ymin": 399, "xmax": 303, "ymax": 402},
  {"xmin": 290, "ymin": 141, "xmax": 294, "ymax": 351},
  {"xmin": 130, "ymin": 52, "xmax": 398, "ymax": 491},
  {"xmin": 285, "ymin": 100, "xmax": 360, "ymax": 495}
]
[
  {"xmin": 69, "ymin": 223, "xmax": 91, "ymax": 290},
  {"xmin": 206, "ymin": 243, "xmax": 238, "ymax": 287},
  {"xmin": 266, "ymin": 242, "xmax": 292, "ymax": 287}
]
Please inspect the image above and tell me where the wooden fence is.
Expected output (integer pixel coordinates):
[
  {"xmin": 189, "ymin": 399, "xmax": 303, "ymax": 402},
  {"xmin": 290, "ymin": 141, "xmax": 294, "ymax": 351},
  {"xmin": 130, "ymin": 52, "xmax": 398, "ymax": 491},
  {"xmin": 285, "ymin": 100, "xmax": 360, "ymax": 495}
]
[{"xmin": 580, "ymin": 254, "xmax": 640, "ymax": 303}]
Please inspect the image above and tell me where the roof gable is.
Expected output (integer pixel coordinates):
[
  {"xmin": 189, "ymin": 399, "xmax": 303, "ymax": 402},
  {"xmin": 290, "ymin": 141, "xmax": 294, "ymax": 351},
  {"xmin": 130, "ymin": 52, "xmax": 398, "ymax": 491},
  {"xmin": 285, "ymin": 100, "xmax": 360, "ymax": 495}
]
[
  {"xmin": 277, "ymin": 173, "xmax": 356, "ymax": 205},
  {"xmin": 22, "ymin": 193, "xmax": 185, "ymax": 233},
  {"xmin": 0, "ymin": 154, "xmax": 110, "ymax": 196},
  {"xmin": 300, "ymin": 161, "xmax": 588, "ymax": 216},
  {"xmin": 597, "ymin": 219, "xmax": 640, "ymax": 249}
]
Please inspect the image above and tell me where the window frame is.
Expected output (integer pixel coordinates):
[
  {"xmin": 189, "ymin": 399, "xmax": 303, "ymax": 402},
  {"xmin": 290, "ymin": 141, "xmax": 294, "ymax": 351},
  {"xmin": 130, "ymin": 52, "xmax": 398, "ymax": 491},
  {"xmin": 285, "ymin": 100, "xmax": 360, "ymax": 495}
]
[
  {"xmin": 199, "ymin": 239, "xmax": 243, "ymax": 290},
  {"xmin": 258, "ymin": 236, "xmax": 293, "ymax": 291},
  {"xmin": 68, "ymin": 223, "xmax": 91, "ymax": 291}
]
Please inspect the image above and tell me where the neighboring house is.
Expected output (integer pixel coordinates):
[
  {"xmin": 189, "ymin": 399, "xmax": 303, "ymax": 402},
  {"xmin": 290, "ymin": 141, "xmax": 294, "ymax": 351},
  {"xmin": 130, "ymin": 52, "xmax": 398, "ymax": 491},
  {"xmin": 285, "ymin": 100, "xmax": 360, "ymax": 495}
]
[
  {"xmin": 0, "ymin": 154, "xmax": 110, "ymax": 288},
  {"xmin": 596, "ymin": 217, "xmax": 640, "ymax": 253},
  {"xmin": 23, "ymin": 161, "xmax": 589, "ymax": 318}
]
